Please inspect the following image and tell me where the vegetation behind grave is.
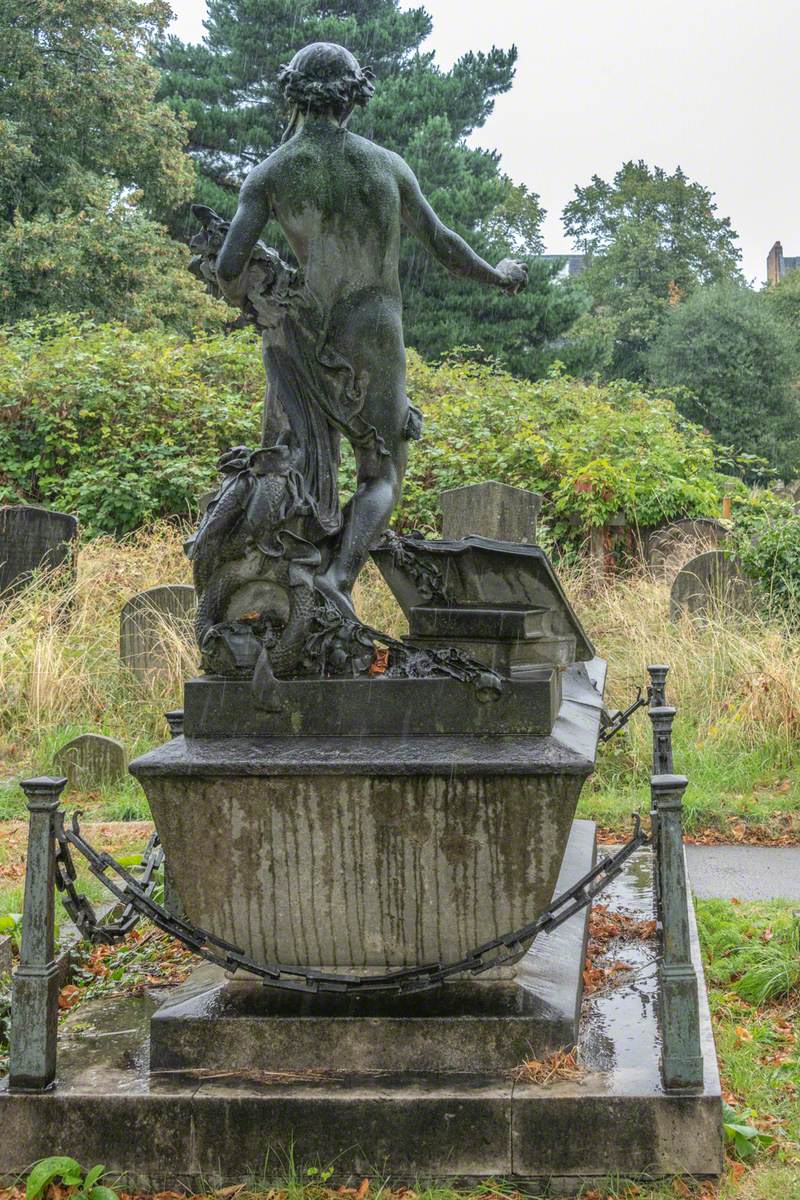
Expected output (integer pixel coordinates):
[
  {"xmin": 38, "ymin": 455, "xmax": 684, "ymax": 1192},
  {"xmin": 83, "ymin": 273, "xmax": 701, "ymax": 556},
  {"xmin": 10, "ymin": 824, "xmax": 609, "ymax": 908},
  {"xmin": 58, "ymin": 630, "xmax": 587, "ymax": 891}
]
[{"xmin": 0, "ymin": 316, "xmax": 728, "ymax": 539}]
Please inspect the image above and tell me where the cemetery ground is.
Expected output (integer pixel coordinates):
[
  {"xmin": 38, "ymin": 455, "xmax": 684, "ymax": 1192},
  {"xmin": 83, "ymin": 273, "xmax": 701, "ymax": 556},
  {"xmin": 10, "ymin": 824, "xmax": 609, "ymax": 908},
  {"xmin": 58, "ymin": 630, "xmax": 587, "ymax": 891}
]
[{"xmin": 1, "ymin": 525, "xmax": 800, "ymax": 1199}]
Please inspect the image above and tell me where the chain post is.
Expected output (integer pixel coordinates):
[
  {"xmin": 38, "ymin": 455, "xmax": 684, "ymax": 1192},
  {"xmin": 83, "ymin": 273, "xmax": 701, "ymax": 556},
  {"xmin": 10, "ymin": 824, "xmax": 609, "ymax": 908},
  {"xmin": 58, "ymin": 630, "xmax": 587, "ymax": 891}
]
[
  {"xmin": 9, "ymin": 776, "xmax": 67, "ymax": 1091},
  {"xmin": 161, "ymin": 712, "xmax": 186, "ymax": 920},
  {"xmin": 164, "ymin": 709, "xmax": 184, "ymax": 738},
  {"xmin": 651, "ymin": 773, "xmax": 703, "ymax": 1091},
  {"xmin": 647, "ymin": 663, "xmax": 670, "ymax": 708}
]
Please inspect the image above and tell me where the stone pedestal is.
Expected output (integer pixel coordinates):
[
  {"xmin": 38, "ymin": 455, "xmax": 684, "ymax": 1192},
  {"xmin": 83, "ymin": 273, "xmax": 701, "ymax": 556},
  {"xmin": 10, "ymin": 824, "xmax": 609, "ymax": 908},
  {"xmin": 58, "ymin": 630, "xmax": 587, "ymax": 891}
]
[
  {"xmin": 150, "ymin": 820, "xmax": 597, "ymax": 1075},
  {"xmin": 130, "ymin": 660, "xmax": 605, "ymax": 970}
]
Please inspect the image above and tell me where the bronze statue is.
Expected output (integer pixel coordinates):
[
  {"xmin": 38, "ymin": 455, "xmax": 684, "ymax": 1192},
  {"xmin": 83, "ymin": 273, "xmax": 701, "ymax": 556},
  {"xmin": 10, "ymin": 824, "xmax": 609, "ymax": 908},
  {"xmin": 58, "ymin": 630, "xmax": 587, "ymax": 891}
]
[{"xmin": 188, "ymin": 41, "xmax": 526, "ymax": 703}]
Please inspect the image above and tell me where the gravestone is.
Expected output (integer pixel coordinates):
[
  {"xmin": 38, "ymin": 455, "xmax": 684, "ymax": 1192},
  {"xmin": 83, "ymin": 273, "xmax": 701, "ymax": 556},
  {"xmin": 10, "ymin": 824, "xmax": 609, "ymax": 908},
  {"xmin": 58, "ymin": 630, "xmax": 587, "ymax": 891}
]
[
  {"xmin": 0, "ymin": 506, "xmax": 78, "ymax": 598},
  {"xmin": 648, "ymin": 517, "xmax": 728, "ymax": 581},
  {"xmin": 53, "ymin": 734, "xmax": 126, "ymax": 790},
  {"xmin": 670, "ymin": 550, "xmax": 750, "ymax": 621},
  {"xmin": 441, "ymin": 480, "xmax": 542, "ymax": 543},
  {"xmin": 120, "ymin": 585, "xmax": 196, "ymax": 681},
  {"xmin": 0, "ymin": 934, "xmax": 12, "ymax": 976}
]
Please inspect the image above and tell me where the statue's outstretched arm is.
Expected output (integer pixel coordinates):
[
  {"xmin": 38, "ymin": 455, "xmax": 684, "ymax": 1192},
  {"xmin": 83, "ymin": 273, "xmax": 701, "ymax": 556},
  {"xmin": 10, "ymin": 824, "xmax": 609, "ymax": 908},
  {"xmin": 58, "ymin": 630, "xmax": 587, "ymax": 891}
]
[
  {"xmin": 395, "ymin": 156, "xmax": 527, "ymax": 293},
  {"xmin": 217, "ymin": 167, "xmax": 272, "ymax": 305}
]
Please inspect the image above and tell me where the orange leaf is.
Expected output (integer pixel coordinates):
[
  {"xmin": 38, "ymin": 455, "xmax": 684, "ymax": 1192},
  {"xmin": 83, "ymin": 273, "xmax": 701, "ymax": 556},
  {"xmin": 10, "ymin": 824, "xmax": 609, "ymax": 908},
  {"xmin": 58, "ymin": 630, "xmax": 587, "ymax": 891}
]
[
  {"xmin": 672, "ymin": 1179, "xmax": 691, "ymax": 1197},
  {"xmin": 355, "ymin": 1180, "xmax": 369, "ymax": 1200},
  {"xmin": 735, "ymin": 1025, "xmax": 753, "ymax": 1043},
  {"xmin": 370, "ymin": 648, "xmax": 389, "ymax": 675}
]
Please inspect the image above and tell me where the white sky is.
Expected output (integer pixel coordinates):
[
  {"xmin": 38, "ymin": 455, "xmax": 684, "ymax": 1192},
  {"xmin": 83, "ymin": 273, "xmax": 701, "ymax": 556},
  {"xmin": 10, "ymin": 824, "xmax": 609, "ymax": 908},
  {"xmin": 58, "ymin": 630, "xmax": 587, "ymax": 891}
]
[{"xmin": 167, "ymin": 0, "xmax": 800, "ymax": 285}]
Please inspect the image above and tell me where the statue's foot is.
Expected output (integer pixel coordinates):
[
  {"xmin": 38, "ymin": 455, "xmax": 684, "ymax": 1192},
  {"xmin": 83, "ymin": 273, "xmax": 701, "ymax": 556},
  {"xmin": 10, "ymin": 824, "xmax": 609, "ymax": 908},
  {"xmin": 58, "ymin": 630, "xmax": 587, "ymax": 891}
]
[{"xmin": 314, "ymin": 571, "xmax": 357, "ymax": 621}]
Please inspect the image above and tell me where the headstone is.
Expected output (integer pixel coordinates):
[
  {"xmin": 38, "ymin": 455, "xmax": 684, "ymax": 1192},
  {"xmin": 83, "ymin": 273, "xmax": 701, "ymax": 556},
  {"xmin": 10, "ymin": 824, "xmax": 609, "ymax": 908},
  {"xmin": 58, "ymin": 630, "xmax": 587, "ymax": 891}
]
[
  {"xmin": 0, "ymin": 934, "xmax": 12, "ymax": 975},
  {"xmin": 440, "ymin": 480, "xmax": 542, "ymax": 544},
  {"xmin": 648, "ymin": 518, "xmax": 728, "ymax": 581},
  {"xmin": 120, "ymin": 585, "xmax": 196, "ymax": 681},
  {"xmin": 0, "ymin": 505, "xmax": 78, "ymax": 598},
  {"xmin": 669, "ymin": 550, "xmax": 750, "ymax": 621},
  {"xmin": 53, "ymin": 733, "xmax": 126, "ymax": 790}
]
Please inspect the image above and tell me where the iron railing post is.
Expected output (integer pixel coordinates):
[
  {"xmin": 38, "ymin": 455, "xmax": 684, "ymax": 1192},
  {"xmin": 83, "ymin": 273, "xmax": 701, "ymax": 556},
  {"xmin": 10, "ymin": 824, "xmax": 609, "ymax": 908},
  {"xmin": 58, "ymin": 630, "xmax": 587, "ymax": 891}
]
[
  {"xmin": 651, "ymin": 772, "xmax": 703, "ymax": 1090},
  {"xmin": 9, "ymin": 776, "xmax": 67, "ymax": 1091}
]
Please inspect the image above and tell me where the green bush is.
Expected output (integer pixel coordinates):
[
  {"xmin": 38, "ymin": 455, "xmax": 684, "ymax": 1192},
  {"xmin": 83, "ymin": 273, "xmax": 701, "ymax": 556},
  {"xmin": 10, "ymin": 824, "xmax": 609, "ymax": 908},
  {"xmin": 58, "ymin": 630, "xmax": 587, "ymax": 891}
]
[
  {"xmin": 0, "ymin": 318, "xmax": 263, "ymax": 534},
  {"xmin": 0, "ymin": 317, "xmax": 724, "ymax": 539},
  {"xmin": 401, "ymin": 355, "xmax": 722, "ymax": 539},
  {"xmin": 730, "ymin": 492, "xmax": 800, "ymax": 616}
]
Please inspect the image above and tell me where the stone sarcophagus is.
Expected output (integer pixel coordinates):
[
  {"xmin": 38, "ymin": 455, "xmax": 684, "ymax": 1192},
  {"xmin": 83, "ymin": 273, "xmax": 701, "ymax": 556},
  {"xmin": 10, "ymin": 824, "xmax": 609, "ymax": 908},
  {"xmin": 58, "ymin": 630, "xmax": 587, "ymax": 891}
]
[{"xmin": 130, "ymin": 536, "xmax": 605, "ymax": 970}]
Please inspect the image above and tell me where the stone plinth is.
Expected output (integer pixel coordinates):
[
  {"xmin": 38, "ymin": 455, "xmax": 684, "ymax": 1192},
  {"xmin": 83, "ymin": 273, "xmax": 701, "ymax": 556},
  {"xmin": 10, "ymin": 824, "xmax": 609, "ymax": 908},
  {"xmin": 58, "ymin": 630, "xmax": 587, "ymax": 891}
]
[
  {"xmin": 441, "ymin": 481, "xmax": 542, "ymax": 543},
  {"xmin": 182, "ymin": 669, "xmax": 560, "ymax": 738},
  {"xmin": 0, "ymin": 843, "xmax": 722, "ymax": 1189},
  {"xmin": 150, "ymin": 820, "xmax": 596, "ymax": 1074},
  {"xmin": 130, "ymin": 659, "xmax": 606, "ymax": 970}
]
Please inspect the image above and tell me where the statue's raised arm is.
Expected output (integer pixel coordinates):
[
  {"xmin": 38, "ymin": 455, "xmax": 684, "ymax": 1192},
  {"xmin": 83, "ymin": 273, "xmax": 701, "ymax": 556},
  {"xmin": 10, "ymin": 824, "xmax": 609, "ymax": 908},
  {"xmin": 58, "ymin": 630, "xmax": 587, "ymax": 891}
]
[{"xmin": 393, "ymin": 155, "xmax": 528, "ymax": 294}]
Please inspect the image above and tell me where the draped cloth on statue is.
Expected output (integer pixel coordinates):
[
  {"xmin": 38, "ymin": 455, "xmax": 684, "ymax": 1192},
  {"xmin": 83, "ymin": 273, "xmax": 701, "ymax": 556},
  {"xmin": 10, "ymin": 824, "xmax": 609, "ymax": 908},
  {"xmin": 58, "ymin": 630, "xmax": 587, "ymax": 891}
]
[{"xmin": 252, "ymin": 247, "xmax": 389, "ymax": 545}]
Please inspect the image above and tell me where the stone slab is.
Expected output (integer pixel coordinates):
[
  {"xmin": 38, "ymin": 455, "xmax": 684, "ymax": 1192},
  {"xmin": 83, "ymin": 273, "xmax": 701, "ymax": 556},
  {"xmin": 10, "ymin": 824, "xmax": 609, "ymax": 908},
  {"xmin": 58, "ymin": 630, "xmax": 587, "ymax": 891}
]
[
  {"xmin": 441, "ymin": 481, "xmax": 542, "ymax": 544},
  {"xmin": 0, "ymin": 935, "xmax": 12, "ymax": 976},
  {"xmin": 53, "ymin": 734, "xmax": 126, "ymax": 790},
  {"xmin": 0, "ymin": 505, "xmax": 78, "ymax": 598},
  {"xmin": 149, "ymin": 820, "xmax": 597, "ymax": 1075},
  {"xmin": 119, "ymin": 585, "xmax": 196, "ymax": 681},
  {"xmin": 182, "ymin": 668, "xmax": 560, "ymax": 738},
  {"xmin": 0, "ymin": 845, "xmax": 722, "ymax": 1188},
  {"xmin": 669, "ymin": 550, "xmax": 750, "ymax": 621},
  {"xmin": 132, "ymin": 659, "xmax": 607, "ymax": 781}
]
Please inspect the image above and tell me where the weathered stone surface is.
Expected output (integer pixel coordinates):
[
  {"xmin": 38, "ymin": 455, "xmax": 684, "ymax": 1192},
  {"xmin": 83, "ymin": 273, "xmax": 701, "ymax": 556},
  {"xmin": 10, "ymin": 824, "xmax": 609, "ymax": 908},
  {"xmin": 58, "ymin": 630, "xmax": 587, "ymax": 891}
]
[
  {"xmin": 373, "ymin": 535, "xmax": 594, "ymax": 665},
  {"xmin": 119, "ymin": 585, "xmax": 196, "ymax": 681},
  {"xmin": 140, "ymin": 768, "xmax": 583, "ymax": 969},
  {"xmin": 669, "ymin": 550, "xmax": 750, "ymax": 621},
  {"xmin": 0, "ymin": 935, "xmax": 12, "ymax": 976},
  {"xmin": 648, "ymin": 518, "xmax": 728, "ymax": 581},
  {"xmin": 53, "ymin": 734, "xmax": 126, "ymax": 790},
  {"xmin": 182, "ymin": 669, "xmax": 560, "ymax": 738},
  {"xmin": 441, "ymin": 481, "xmax": 542, "ymax": 543},
  {"xmin": 150, "ymin": 820, "xmax": 596, "ymax": 1074},
  {"xmin": 0, "ymin": 505, "xmax": 78, "ymax": 598},
  {"xmin": 0, "ymin": 843, "xmax": 722, "ymax": 1188},
  {"xmin": 132, "ymin": 659, "xmax": 605, "ymax": 969}
]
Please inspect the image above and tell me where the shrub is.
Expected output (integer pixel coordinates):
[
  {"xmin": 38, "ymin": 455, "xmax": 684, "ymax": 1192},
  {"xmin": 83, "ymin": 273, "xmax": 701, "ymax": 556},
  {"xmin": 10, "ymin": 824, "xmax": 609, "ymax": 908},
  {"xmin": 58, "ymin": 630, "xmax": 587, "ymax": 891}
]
[{"xmin": 0, "ymin": 318, "xmax": 723, "ymax": 540}]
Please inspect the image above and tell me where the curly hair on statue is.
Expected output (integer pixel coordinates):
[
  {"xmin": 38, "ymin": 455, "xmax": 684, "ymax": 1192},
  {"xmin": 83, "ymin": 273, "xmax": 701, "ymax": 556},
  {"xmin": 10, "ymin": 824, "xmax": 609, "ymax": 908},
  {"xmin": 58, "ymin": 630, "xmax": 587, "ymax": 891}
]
[{"xmin": 277, "ymin": 45, "xmax": 375, "ymax": 115}]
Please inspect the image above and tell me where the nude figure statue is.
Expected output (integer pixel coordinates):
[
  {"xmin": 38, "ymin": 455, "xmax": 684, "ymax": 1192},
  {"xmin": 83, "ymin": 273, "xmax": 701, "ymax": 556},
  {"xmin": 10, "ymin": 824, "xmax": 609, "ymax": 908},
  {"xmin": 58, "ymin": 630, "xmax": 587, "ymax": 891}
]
[{"xmin": 214, "ymin": 41, "xmax": 527, "ymax": 618}]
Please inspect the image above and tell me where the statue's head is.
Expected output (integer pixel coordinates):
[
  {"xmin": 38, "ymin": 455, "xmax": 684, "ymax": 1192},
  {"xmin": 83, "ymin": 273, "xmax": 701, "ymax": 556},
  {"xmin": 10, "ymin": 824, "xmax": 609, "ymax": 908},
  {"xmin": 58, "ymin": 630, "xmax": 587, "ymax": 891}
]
[{"xmin": 277, "ymin": 42, "xmax": 374, "ymax": 126}]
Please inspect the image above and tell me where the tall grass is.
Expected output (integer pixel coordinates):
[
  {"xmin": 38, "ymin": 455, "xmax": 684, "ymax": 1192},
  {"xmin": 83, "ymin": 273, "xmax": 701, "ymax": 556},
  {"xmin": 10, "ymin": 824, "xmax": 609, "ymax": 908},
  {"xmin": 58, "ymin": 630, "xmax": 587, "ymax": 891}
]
[{"xmin": 1, "ymin": 527, "xmax": 798, "ymax": 834}]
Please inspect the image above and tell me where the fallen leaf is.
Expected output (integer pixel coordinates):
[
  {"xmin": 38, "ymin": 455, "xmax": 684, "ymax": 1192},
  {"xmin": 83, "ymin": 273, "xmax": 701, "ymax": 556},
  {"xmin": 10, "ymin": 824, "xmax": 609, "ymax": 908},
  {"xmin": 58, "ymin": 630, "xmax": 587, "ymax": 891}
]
[
  {"xmin": 672, "ymin": 1179, "xmax": 691, "ymax": 1198},
  {"xmin": 734, "ymin": 1025, "xmax": 753, "ymax": 1043},
  {"xmin": 355, "ymin": 1180, "xmax": 369, "ymax": 1200},
  {"xmin": 761, "ymin": 927, "xmax": 773, "ymax": 943},
  {"xmin": 727, "ymin": 1159, "xmax": 745, "ymax": 1182}
]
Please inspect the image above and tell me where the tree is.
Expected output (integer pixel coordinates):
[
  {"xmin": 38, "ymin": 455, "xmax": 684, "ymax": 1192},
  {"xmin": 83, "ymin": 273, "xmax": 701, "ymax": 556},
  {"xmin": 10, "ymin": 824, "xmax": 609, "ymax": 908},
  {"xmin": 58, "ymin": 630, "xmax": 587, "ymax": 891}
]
[
  {"xmin": 561, "ymin": 162, "xmax": 742, "ymax": 379},
  {"xmin": 0, "ymin": 186, "xmax": 226, "ymax": 333},
  {"xmin": 0, "ymin": 0, "xmax": 193, "ymax": 223},
  {"xmin": 647, "ymin": 283, "xmax": 800, "ymax": 479},
  {"xmin": 156, "ymin": 0, "xmax": 583, "ymax": 372},
  {"xmin": 764, "ymin": 267, "xmax": 800, "ymax": 333}
]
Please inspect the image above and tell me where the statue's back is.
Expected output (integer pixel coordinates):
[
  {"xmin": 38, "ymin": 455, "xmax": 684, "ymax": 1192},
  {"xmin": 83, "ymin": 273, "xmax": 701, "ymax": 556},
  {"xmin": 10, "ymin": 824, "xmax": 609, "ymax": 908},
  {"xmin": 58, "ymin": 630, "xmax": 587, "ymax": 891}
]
[{"xmin": 266, "ymin": 127, "xmax": 404, "ymax": 309}]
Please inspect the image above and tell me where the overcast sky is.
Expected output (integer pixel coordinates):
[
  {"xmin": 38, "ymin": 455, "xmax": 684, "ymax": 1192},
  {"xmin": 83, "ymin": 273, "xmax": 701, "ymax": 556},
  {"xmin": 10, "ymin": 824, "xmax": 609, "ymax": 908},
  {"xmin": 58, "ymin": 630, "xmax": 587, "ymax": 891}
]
[{"xmin": 167, "ymin": 0, "xmax": 800, "ymax": 285}]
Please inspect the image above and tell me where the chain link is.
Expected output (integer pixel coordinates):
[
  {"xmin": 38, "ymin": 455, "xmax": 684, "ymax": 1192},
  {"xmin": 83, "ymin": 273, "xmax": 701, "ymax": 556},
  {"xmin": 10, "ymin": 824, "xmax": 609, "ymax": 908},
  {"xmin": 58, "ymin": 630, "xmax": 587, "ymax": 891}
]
[{"xmin": 53, "ymin": 810, "xmax": 649, "ymax": 996}]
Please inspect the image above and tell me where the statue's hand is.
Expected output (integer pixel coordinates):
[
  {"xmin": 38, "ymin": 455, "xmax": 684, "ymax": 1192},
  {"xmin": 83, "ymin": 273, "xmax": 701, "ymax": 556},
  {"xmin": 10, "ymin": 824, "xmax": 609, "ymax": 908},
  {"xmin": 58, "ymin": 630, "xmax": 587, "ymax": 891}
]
[{"xmin": 495, "ymin": 258, "xmax": 528, "ymax": 294}]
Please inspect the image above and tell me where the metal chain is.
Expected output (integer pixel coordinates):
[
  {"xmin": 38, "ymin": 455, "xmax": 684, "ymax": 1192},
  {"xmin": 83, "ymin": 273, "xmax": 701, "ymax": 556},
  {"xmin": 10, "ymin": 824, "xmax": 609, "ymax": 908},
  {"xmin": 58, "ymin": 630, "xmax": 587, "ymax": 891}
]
[
  {"xmin": 54, "ymin": 812, "xmax": 164, "ymax": 944},
  {"xmin": 53, "ymin": 810, "xmax": 649, "ymax": 996},
  {"xmin": 599, "ymin": 686, "xmax": 648, "ymax": 743}
]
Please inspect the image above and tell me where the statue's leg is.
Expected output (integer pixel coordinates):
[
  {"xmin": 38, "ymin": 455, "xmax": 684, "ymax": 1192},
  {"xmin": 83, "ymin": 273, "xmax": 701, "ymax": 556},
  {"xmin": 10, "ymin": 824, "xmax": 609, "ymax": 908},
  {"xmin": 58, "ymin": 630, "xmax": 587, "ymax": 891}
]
[{"xmin": 316, "ymin": 400, "xmax": 408, "ymax": 615}]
